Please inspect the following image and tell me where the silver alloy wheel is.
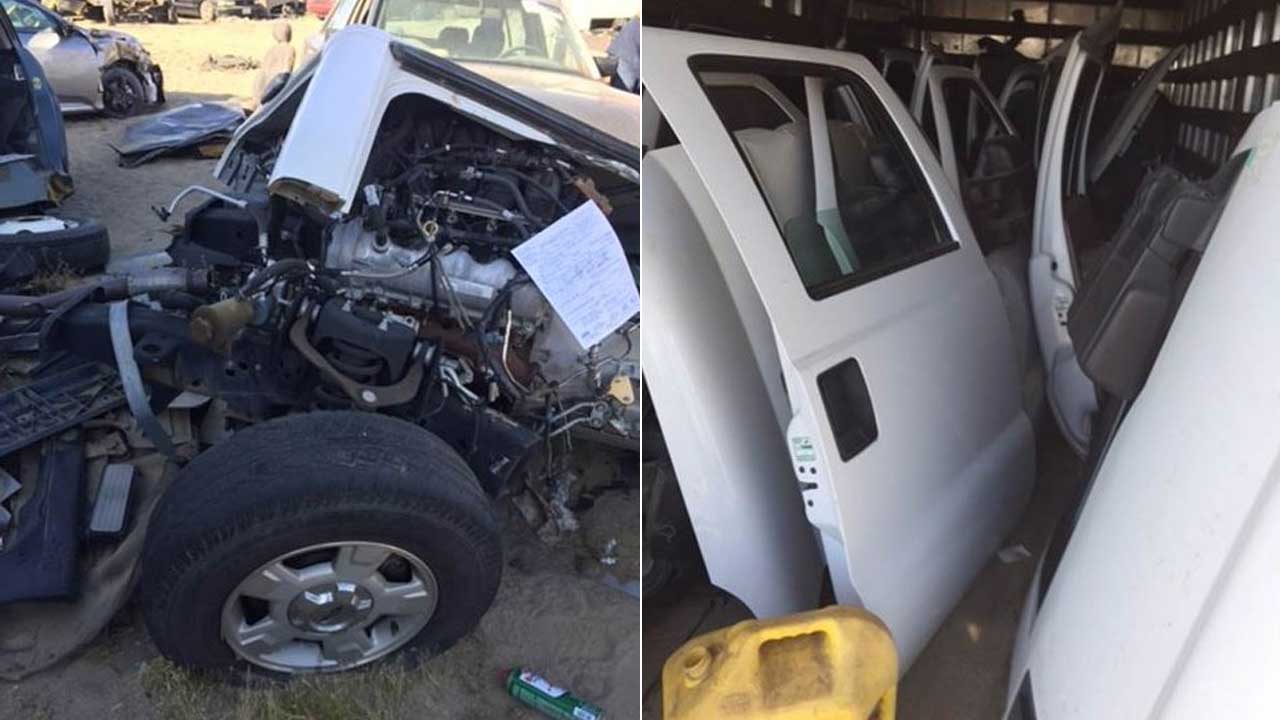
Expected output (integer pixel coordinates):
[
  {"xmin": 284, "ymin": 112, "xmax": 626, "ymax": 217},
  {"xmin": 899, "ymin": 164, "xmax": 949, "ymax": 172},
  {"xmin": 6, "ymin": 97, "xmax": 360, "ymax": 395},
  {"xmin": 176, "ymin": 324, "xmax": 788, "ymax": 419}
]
[
  {"xmin": 220, "ymin": 541, "xmax": 438, "ymax": 673},
  {"xmin": 0, "ymin": 216, "xmax": 77, "ymax": 235}
]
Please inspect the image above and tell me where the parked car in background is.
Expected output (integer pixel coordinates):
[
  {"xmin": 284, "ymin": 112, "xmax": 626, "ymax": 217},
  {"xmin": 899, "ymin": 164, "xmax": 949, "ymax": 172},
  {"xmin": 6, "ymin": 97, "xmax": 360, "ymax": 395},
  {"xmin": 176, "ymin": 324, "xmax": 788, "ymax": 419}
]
[
  {"xmin": 304, "ymin": 0, "xmax": 637, "ymax": 144},
  {"xmin": 171, "ymin": 0, "xmax": 298, "ymax": 21},
  {"xmin": 304, "ymin": 0, "xmax": 328, "ymax": 18},
  {"xmin": 172, "ymin": 0, "xmax": 252, "ymax": 19},
  {"xmin": 171, "ymin": 0, "xmax": 251, "ymax": 20},
  {"xmin": 2, "ymin": 0, "xmax": 163, "ymax": 117},
  {"xmin": 44, "ymin": 0, "xmax": 175, "ymax": 25}
]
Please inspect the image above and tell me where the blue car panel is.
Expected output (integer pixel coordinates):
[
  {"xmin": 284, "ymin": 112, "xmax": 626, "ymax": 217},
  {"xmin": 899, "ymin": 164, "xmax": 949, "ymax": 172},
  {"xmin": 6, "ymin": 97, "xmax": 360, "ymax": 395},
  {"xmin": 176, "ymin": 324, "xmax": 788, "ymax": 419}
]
[{"xmin": 0, "ymin": 0, "xmax": 70, "ymax": 209}]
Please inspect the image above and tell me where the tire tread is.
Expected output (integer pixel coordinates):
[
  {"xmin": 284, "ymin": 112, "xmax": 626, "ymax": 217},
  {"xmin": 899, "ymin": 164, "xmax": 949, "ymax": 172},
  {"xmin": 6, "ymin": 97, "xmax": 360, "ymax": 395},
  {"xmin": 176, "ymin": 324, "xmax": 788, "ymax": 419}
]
[{"xmin": 140, "ymin": 412, "xmax": 501, "ymax": 675}]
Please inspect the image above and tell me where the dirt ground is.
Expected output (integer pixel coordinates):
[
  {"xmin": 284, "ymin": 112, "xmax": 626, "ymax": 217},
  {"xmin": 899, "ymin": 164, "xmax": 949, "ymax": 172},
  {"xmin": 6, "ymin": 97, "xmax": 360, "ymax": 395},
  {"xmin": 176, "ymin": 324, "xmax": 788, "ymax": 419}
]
[
  {"xmin": 3, "ymin": 492, "xmax": 641, "ymax": 720},
  {"xmin": 1, "ymin": 16, "xmax": 639, "ymax": 720},
  {"xmin": 59, "ymin": 16, "xmax": 324, "ymax": 257}
]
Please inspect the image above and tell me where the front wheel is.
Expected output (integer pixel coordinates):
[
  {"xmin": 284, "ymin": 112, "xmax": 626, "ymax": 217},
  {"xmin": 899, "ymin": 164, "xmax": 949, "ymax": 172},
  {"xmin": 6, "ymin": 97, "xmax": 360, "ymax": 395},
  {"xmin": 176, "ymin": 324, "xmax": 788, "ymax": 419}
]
[
  {"xmin": 101, "ymin": 66, "xmax": 144, "ymax": 118},
  {"xmin": 140, "ymin": 412, "xmax": 503, "ymax": 677},
  {"xmin": 198, "ymin": 0, "xmax": 215, "ymax": 21}
]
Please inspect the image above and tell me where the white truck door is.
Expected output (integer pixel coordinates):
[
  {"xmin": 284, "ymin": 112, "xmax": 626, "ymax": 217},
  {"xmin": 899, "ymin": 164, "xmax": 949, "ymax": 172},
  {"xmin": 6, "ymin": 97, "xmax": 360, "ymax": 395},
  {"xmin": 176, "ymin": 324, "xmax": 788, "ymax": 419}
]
[
  {"xmin": 916, "ymin": 66, "xmax": 1036, "ymax": 255},
  {"xmin": 645, "ymin": 29, "xmax": 1036, "ymax": 668},
  {"xmin": 1029, "ymin": 9, "xmax": 1120, "ymax": 455},
  {"xmin": 997, "ymin": 62, "xmax": 1044, "ymax": 161}
]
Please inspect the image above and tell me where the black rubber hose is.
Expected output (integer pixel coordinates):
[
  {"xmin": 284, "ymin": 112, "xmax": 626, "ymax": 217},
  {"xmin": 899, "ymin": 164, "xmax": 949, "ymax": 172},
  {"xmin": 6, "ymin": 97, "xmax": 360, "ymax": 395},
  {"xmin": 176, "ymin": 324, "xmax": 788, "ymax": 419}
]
[
  {"xmin": 239, "ymin": 258, "xmax": 310, "ymax": 297},
  {"xmin": 495, "ymin": 168, "xmax": 569, "ymax": 214},
  {"xmin": 0, "ymin": 284, "xmax": 113, "ymax": 318},
  {"xmin": 475, "ymin": 170, "xmax": 540, "ymax": 225}
]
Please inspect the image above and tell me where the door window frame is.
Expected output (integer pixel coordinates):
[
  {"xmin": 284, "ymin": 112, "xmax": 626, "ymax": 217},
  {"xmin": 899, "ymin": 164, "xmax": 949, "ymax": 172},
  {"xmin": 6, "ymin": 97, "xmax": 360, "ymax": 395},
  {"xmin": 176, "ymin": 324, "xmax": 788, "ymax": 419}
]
[{"xmin": 688, "ymin": 54, "xmax": 960, "ymax": 301}]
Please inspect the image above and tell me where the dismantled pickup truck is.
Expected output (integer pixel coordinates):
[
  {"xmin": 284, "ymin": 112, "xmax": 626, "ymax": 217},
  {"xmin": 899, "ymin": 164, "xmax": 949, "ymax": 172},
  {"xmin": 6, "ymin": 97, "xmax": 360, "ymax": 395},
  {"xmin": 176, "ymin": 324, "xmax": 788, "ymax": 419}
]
[{"xmin": 0, "ymin": 25, "xmax": 638, "ymax": 678}]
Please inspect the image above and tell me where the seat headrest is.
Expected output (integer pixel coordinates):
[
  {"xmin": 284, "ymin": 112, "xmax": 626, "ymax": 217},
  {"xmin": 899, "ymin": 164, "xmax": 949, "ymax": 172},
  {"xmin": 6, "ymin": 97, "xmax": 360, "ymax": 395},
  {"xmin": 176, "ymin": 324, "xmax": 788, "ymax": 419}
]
[
  {"xmin": 733, "ymin": 122, "xmax": 814, "ymax": 228},
  {"xmin": 472, "ymin": 17, "xmax": 504, "ymax": 57},
  {"xmin": 438, "ymin": 26, "xmax": 470, "ymax": 54}
]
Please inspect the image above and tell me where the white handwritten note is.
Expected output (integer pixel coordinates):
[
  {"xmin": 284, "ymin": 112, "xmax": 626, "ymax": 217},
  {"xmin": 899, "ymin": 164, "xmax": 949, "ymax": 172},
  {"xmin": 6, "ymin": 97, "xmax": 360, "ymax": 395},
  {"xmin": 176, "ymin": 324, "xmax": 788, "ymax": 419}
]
[{"xmin": 513, "ymin": 201, "xmax": 638, "ymax": 349}]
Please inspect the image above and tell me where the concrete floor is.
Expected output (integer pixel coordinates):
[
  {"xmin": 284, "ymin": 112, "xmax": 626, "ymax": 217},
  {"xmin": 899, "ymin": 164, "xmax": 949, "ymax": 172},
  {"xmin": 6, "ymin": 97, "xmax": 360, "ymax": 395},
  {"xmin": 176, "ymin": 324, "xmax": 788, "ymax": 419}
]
[{"xmin": 641, "ymin": 429, "xmax": 1083, "ymax": 719}]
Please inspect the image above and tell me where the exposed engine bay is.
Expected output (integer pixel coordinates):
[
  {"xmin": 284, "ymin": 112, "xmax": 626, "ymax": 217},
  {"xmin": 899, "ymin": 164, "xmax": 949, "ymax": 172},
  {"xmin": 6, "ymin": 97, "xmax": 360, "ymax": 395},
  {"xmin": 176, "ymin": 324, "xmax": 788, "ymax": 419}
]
[
  {"xmin": 160, "ymin": 97, "xmax": 638, "ymax": 492},
  {"xmin": 1, "ymin": 37, "xmax": 640, "ymax": 500}
]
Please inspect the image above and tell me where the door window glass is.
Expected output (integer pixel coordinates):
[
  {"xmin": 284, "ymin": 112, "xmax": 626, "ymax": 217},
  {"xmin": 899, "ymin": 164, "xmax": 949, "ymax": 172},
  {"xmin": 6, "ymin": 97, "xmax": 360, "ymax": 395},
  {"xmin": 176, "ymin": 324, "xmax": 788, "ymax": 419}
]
[
  {"xmin": 883, "ymin": 59, "xmax": 915, "ymax": 103},
  {"xmin": 1063, "ymin": 60, "xmax": 1104, "ymax": 194},
  {"xmin": 1003, "ymin": 80, "xmax": 1039, "ymax": 148},
  {"xmin": 1036, "ymin": 54, "xmax": 1065, "ymax": 158},
  {"xmin": 691, "ymin": 57, "xmax": 956, "ymax": 299},
  {"xmin": 704, "ymin": 85, "xmax": 791, "ymax": 132},
  {"xmin": 373, "ymin": 0, "xmax": 593, "ymax": 77},
  {"xmin": 940, "ymin": 76, "xmax": 1013, "ymax": 178}
]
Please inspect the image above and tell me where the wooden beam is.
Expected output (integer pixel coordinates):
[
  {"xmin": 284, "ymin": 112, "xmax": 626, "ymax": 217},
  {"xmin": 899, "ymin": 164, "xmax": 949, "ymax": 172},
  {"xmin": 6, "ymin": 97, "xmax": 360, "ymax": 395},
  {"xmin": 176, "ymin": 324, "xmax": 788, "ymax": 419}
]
[
  {"xmin": 1167, "ymin": 40, "xmax": 1280, "ymax": 81},
  {"xmin": 891, "ymin": 16, "xmax": 1184, "ymax": 46}
]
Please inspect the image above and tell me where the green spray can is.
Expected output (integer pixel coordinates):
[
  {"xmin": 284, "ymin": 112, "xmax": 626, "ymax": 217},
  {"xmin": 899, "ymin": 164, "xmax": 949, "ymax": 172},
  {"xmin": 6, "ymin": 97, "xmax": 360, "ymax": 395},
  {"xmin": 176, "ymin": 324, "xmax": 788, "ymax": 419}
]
[{"xmin": 505, "ymin": 667, "xmax": 606, "ymax": 720}]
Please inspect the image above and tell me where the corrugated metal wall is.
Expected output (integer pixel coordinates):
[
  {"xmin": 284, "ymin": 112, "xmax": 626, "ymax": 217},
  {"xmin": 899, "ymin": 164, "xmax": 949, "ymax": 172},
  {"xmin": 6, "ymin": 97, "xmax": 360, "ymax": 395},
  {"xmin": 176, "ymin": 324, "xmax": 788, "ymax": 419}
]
[
  {"xmin": 646, "ymin": 0, "xmax": 1277, "ymax": 172},
  {"xmin": 1167, "ymin": 0, "xmax": 1280, "ymax": 171}
]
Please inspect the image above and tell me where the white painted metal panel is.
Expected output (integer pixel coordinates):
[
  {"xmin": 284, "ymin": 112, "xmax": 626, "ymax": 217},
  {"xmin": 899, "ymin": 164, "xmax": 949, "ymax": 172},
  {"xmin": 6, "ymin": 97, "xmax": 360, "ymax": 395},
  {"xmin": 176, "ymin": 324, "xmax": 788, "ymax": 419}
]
[
  {"xmin": 642, "ymin": 147, "xmax": 825, "ymax": 617},
  {"xmin": 645, "ymin": 28, "xmax": 1035, "ymax": 669},
  {"xmin": 225, "ymin": 26, "xmax": 555, "ymax": 213},
  {"xmin": 1013, "ymin": 102, "xmax": 1280, "ymax": 719}
]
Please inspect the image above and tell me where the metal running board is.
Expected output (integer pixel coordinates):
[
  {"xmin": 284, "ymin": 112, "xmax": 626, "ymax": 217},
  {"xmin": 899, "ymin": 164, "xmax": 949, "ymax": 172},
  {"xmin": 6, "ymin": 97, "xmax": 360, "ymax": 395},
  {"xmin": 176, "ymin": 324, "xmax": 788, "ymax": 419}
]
[{"xmin": 87, "ymin": 463, "xmax": 134, "ymax": 539}]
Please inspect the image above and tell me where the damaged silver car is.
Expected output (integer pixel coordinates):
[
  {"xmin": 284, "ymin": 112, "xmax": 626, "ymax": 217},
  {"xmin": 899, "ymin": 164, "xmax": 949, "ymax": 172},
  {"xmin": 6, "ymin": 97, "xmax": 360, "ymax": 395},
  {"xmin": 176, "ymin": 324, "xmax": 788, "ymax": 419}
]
[
  {"xmin": 2, "ymin": 0, "xmax": 165, "ymax": 117},
  {"xmin": 0, "ymin": 25, "xmax": 637, "ymax": 678}
]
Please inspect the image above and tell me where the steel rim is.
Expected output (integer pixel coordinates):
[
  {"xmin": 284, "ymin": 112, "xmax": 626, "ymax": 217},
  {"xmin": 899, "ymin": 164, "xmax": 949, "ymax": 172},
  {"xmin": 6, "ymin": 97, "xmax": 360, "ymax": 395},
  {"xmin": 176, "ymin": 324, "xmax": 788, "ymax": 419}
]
[
  {"xmin": 104, "ymin": 76, "xmax": 137, "ymax": 115},
  {"xmin": 0, "ymin": 216, "xmax": 76, "ymax": 235},
  {"xmin": 220, "ymin": 541, "xmax": 439, "ymax": 673}
]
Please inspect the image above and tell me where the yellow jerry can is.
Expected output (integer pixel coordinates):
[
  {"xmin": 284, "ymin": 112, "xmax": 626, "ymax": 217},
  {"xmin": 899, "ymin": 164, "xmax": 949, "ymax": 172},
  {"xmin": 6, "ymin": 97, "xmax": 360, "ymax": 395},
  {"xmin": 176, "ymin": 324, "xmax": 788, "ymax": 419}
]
[{"xmin": 663, "ymin": 605, "xmax": 898, "ymax": 720}]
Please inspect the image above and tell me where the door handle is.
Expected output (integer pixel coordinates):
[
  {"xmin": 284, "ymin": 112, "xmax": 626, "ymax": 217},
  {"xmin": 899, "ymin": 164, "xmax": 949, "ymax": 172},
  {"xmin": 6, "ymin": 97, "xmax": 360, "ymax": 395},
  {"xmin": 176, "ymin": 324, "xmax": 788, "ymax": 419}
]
[{"xmin": 816, "ymin": 358, "xmax": 878, "ymax": 461}]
